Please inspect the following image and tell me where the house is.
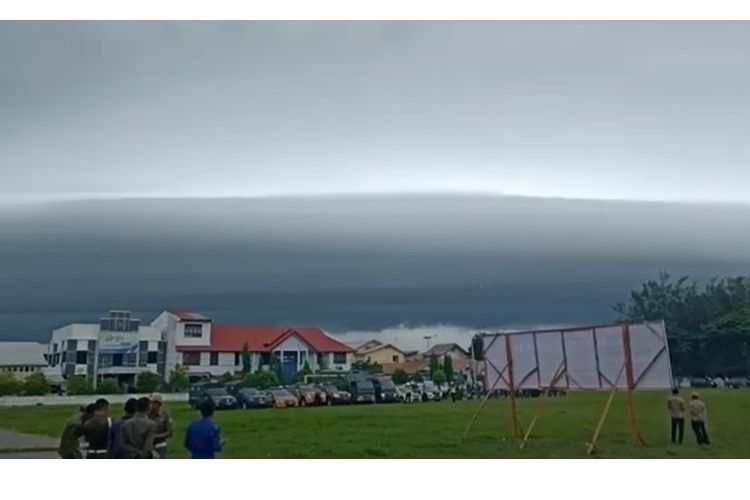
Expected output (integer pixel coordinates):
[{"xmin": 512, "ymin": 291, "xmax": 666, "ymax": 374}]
[
  {"xmin": 48, "ymin": 310, "xmax": 164, "ymax": 391},
  {"xmin": 423, "ymin": 343, "xmax": 470, "ymax": 361},
  {"xmin": 355, "ymin": 340, "xmax": 409, "ymax": 365},
  {"xmin": 152, "ymin": 311, "xmax": 355, "ymax": 383},
  {"xmin": 0, "ymin": 342, "xmax": 48, "ymax": 379}
]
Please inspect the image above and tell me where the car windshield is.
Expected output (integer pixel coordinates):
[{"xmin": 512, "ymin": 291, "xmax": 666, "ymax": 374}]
[
  {"xmin": 206, "ymin": 388, "xmax": 229, "ymax": 396},
  {"xmin": 271, "ymin": 389, "xmax": 291, "ymax": 396},
  {"xmin": 323, "ymin": 385, "xmax": 339, "ymax": 392},
  {"xmin": 240, "ymin": 388, "xmax": 260, "ymax": 395},
  {"xmin": 377, "ymin": 379, "xmax": 396, "ymax": 389}
]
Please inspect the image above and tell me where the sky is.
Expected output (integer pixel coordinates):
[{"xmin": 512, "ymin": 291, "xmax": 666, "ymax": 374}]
[{"xmin": 2, "ymin": 21, "xmax": 750, "ymax": 204}]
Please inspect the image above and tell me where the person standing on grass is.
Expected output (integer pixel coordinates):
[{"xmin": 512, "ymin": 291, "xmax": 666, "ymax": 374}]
[
  {"xmin": 149, "ymin": 393, "xmax": 174, "ymax": 458},
  {"xmin": 688, "ymin": 392, "xmax": 711, "ymax": 446},
  {"xmin": 58, "ymin": 404, "xmax": 95, "ymax": 459},
  {"xmin": 185, "ymin": 402, "xmax": 223, "ymax": 459},
  {"xmin": 667, "ymin": 388, "xmax": 686, "ymax": 444},
  {"xmin": 83, "ymin": 398, "xmax": 111, "ymax": 458},
  {"xmin": 109, "ymin": 398, "xmax": 137, "ymax": 458},
  {"xmin": 118, "ymin": 397, "xmax": 157, "ymax": 458}
]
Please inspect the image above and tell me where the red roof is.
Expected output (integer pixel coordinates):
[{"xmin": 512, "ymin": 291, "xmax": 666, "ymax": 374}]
[
  {"xmin": 177, "ymin": 326, "xmax": 354, "ymax": 354},
  {"xmin": 170, "ymin": 311, "xmax": 210, "ymax": 321}
]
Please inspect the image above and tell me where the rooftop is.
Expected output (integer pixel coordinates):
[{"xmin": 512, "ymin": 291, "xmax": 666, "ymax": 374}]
[{"xmin": 0, "ymin": 342, "xmax": 48, "ymax": 367}]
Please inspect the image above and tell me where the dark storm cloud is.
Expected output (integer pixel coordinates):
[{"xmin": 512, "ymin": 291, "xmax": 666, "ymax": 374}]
[{"xmin": 2, "ymin": 21, "xmax": 750, "ymax": 203}]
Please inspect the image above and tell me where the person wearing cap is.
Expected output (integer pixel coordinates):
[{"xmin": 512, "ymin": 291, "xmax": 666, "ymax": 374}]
[
  {"xmin": 83, "ymin": 398, "xmax": 112, "ymax": 458},
  {"xmin": 688, "ymin": 392, "xmax": 710, "ymax": 445},
  {"xmin": 148, "ymin": 393, "xmax": 174, "ymax": 458},
  {"xmin": 58, "ymin": 404, "xmax": 95, "ymax": 459},
  {"xmin": 667, "ymin": 388, "xmax": 686, "ymax": 444}
]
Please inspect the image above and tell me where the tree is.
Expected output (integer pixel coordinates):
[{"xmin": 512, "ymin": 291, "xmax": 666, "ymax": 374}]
[
  {"xmin": 97, "ymin": 378, "xmax": 121, "ymax": 395},
  {"xmin": 412, "ymin": 372, "xmax": 424, "ymax": 383},
  {"xmin": 351, "ymin": 359, "xmax": 383, "ymax": 374},
  {"xmin": 443, "ymin": 354, "xmax": 454, "ymax": 382},
  {"xmin": 66, "ymin": 375, "xmax": 93, "ymax": 395},
  {"xmin": 136, "ymin": 371, "xmax": 161, "ymax": 394},
  {"xmin": 243, "ymin": 370, "xmax": 279, "ymax": 389},
  {"xmin": 391, "ymin": 369, "xmax": 410, "ymax": 385},
  {"xmin": 21, "ymin": 372, "xmax": 49, "ymax": 396},
  {"xmin": 168, "ymin": 364, "xmax": 190, "ymax": 392},
  {"xmin": 241, "ymin": 342, "xmax": 252, "ymax": 374},
  {"xmin": 292, "ymin": 361, "xmax": 313, "ymax": 384},
  {"xmin": 0, "ymin": 372, "xmax": 21, "ymax": 396},
  {"xmin": 432, "ymin": 369, "xmax": 447, "ymax": 385},
  {"xmin": 220, "ymin": 371, "xmax": 235, "ymax": 384},
  {"xmin": 429, "ymin": 354, "xmax": 440, "ymax": 377}
]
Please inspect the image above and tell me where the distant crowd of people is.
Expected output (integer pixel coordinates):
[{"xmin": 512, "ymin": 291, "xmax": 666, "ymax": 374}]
[{"xmin": 58, "ymin": 393, "xmax": 224, "ymax": 459}]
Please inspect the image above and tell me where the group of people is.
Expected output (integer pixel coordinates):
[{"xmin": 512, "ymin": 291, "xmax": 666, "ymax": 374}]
[
  {"xmin": 58, "ymin": 393, "xmax": 224, "ymax": 459},
  {"xmin": 667, "ymin": 389, "xmax": 710, "ymax": 446}
]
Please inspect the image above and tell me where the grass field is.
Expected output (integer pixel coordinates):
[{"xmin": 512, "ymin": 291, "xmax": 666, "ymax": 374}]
[{"xmin": 1, "ymin": 390, "xmax": 749, "ymax": 458}]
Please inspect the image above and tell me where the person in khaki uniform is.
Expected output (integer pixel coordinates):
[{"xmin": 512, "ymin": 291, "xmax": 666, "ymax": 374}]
[
  {"xmin": 688, "ymin": 392, "xmax": 710, "ymax": 445},
  {"xmin": 149, "ymin": 393, "xmax": 174, "ymax": 458},
  {"xmin": 117, "ymin": 397, "xmax": 157, "ymax": 458},
  {"xmin": 667, "ymin": 388, "xmax": 686, "ymax": 444},
  {"xmin": 58, "ymin": 404, "xmax": 95, "ymax": 459},
  {"xmin": 83, "ymin": 398, "xmax": 111, "ymax": 458}
]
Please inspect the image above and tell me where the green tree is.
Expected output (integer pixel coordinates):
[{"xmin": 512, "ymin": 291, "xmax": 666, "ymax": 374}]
[
  {"xmin": 97, "ymin": 378, "xmax": 121, "ymax": 395},
  {"xmin": 351, "ymin": 359, "xmax": 383, "ymax": 374},
  {"xmin": 429, "ymin": 354, "xmax": 440, "ymax": 377},
  {"xmin": 0, "ymin": 372, "xmax": 21, "ymax": 396},
  {"xmin": 443, "ymin": 355, "xmax": 454, "ymax": 382},
  {"xmin": 241, "ymin": 342, "xmax": 252, "ymax": 374},
  {"xmin": 412, "ymin": 372, "xmax": 424, "ymax": 383},
  {"xmin": 220, "ymin": 371, "xmax": 235, "ymax": 384},
  {"xmin": 292, "ymin": 361, "xmax": 313, "ymax": 383},
  {"xmin": 391, "ymin": 369, "xmax": 410, "ymax": 385},
  {"xmin": 136, "ymin": 371, "xmax": 161, "ymax": 394},
  {"xmin": 168, "ymin": 364, "xmax": 190, "ymax": 392},
  {"xmin": 22, "ymin": 372, "xmax": 49, "ymax": 395},
  {"xmin": 243, "ymin": 370, "xmax": 279, "ymax": 389},
  {"xmin": 66, "ymin": 375, "xmax": 93, "ymax": 395},
  {"xmin": 432, "ymin": 369, "xmax": 447, "ymax": 385},
  {"xmin": 471, "ymin": 334, "xmax": 484, "ymax": 361}
]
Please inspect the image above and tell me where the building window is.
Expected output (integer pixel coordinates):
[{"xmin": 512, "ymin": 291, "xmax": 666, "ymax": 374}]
[
  {"xmin": 183, "ymin": 352, "xmax": 200, "ymax": 366},
  {"xmin": 147, "ymin": 351, "xmax": 158, "ymax": 364},
  {"xmin": 75, "ymin": 351, "xmax": 88, "ymax": 364},
  {"xmin": 210, "ymin": 352, "xmax": 219, "ymax": 366},
  {"xmin": 234, "ymin": 353, "xmax": 240, "ymax": 366},
  {"xmin": 333, "ymin": 353, "xmax": 347, "ymax": 364},
  {"xmin": 184, "ymin": 324, "xmax": 203, "ymax": 338},
  {"xmin": 392, "ymin": 355, "xmax": 399, "ymax": 362},
  {"xmin": 112, "ymin": 354, "xmax": 124, "ymax": 366},
  {"xmin": 62, "ymin": 351, "xmax": 67, "ymax": 363}
]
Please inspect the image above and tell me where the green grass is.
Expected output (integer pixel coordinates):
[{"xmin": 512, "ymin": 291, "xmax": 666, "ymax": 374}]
[{"xmin": 1, "ymin": 390, "xmax": 749, "ymax": 458}]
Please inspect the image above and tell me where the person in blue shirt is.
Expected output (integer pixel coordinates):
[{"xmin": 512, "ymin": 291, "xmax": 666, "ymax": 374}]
[{"xmin": 185, "ymin": 401, "xmax": 223, "ymax": 459}]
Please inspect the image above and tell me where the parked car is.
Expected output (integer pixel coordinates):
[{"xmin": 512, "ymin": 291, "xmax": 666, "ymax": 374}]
[
  {"xmin": 344, "ymin": 374, "xmax": 376, "ymax": 403},
  {"xmin": 268, "ymin": 387, "xmax": 299, "ymax": 408},
  {"xmin": 726, "ymin": 377, "xmax": 749, "ymax": 388},
  {"xmin": 290, "ymin": 384, "xmax": 327, "ymax": 406},
  {"xmin": 396, "ymin": 384, "xmax": 420, "ymax": 403},
  {"xmin": 688, "ymin": 377, "xmax": 713, "ymax": 389},
  {"xmin": 421, "ymin": 381, "xmax": 443, "ymax": 401},
  {"xmin": 320, "ymin": 384, "xmax": 353, "ymax": 405},
  {"xmin": 234, "ymin": 387, "xmax": 273, "ymax": 409},
  {"xmin": 370, "ymin": 375, "xmax": 399, "ymax": 403},
  {"xmin": 189, "ymin": 384, "xmax": 238, "ymax": 410}
]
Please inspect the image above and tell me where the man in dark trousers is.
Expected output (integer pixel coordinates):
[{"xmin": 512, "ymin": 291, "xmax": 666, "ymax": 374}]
[
  {"xmin": 185, "ymin": 402, "xmax": 223, "ymax": 459},
  {"xmin": 667, "ymin": 388, "xmax": 686, "ymax": 444},
  {"xmin": 58, "ymin": 404, "xmax": 95, "ymax": 459},
  {"xmin": 118, "ymin": 397, "xmax": 157, "ymax": 458},
  {"xmin": 149, "ymin": 393, "xmax": 174, "ymax": 458},
  {"xmin": 83, "ymin": 398, "xmax": 111, "ymax": 458},
  {"xmin": 109, "ymin": 398, "xmax": 137, "ymax": 459},
  {"xmin": 689, "ymin": 392, "xmax": 710, "ymax": 445}
]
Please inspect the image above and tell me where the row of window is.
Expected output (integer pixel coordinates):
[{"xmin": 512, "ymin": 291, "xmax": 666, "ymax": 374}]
[
  {"xmin": 182, "ymin": 351, "xmax": 348, "ymax": 366},
  {"xmin": 47, "ymin": 351, "xmax": 160, "ymax": 367},
  {"xmin": 1, "ymin": 366, "xmax": 40, "ymax": 373}
]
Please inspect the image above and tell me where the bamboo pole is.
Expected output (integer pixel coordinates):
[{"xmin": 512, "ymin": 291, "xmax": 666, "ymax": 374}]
[
  {"xmin": 587, "ymin": 362, "xmax": 625, "ymax": 455},
  {"xmin": 505, "ymin": 335, "xmax": 521, "ymax": 440},
  {"xmin": 518, "ymin": 360, "xmax": 565, "ymax": 450},
  {"xmin": 461, "ymin": 362, "xmax": 506, "ymax": 441},
  {"xmin": 622, "ymin": 323, "xmax": 647, "ymax": 446}
]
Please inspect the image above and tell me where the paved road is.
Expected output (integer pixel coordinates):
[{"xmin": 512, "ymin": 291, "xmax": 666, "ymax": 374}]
[{"xmin": 0, "ymin": 428, "xmax": 59, "ymax": 459}]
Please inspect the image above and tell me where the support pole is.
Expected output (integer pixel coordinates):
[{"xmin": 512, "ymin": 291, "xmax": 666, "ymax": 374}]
[
  {"xmin": 461, "ymin": 362, "xmax": 506, "ymax": 441},
  {"xmin": 622, "ymin": 323, "xmax": 647, "ymax": 446},
  {"xmin": 587, "ymin": 363, "xmax": 625, "ymax": 455},
  {"xmin": 518, "ymin": 360, "xmax": 565, "ymax": 451},
  {"xmin": 505, "ymin": 335, "xmax": 521, "ymax": 440}
]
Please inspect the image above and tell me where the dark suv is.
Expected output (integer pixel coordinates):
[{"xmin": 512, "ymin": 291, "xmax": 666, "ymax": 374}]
[{"xmin": 234, "ymin": 387, "xmax": 273, "ymax": 409}]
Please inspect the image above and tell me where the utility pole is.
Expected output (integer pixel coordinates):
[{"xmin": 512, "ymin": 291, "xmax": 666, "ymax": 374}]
[{"xmin": 423, "ymin": 335, "xmax": 434, "ymax": 351}]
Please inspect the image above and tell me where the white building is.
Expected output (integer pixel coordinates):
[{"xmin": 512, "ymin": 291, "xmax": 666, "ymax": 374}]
[
  {"xmin": 48, "ymin": 310, "xmax": 164, "ymax": 391},
  {"xmin": 0, "ymin": 342, "xmax": 48, "ymax": 379}
]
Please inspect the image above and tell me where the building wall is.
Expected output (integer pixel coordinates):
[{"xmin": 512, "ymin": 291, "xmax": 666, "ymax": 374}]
[
  {"xmin": 356, "ymin": 346, "xmax": 405, "ymax": 365},
  {"xmin": 0, "ymin": 365, "xmax": 45, "ymax": 379}
]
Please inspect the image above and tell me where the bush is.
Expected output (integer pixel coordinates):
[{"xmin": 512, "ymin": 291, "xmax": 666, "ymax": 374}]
[
  {"xmin": 432, "ymin": 369, "xmax": 446, "ymax": 385},
  {"xmin": 97, "ymin": 378, "xmax": 121, "ymax": 395},
  {"xmin": 136, "ymin": 371, "xmax": 161, "ymax": 394},
  {"xmin": 243, "ymin": 370, "xmax": 279, "ymax": 389},
  {"xmin": 220, "ymin": 371, "xmax": 235, "ymax": 384},
  {"xmin": 292, "ymin": 361, "xmax": 313, "ymax": 383},
  {"xmin": 391, "ymin": 369, "xmax": 410, "ymax": 385},
  {"xmin": 22, "ymin": 372, "xmax": 50, "ymax": 396},
  {"xmin": 168, "ymin": 365, "xmax": 190, "ymax": 392},
  {"xmin": 0, "ymin": 372, "xmax": 21, "ymax": 396},
  {"xmin": 66, "ymin": 375, "xmax": 94, "ymax": 395}
]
